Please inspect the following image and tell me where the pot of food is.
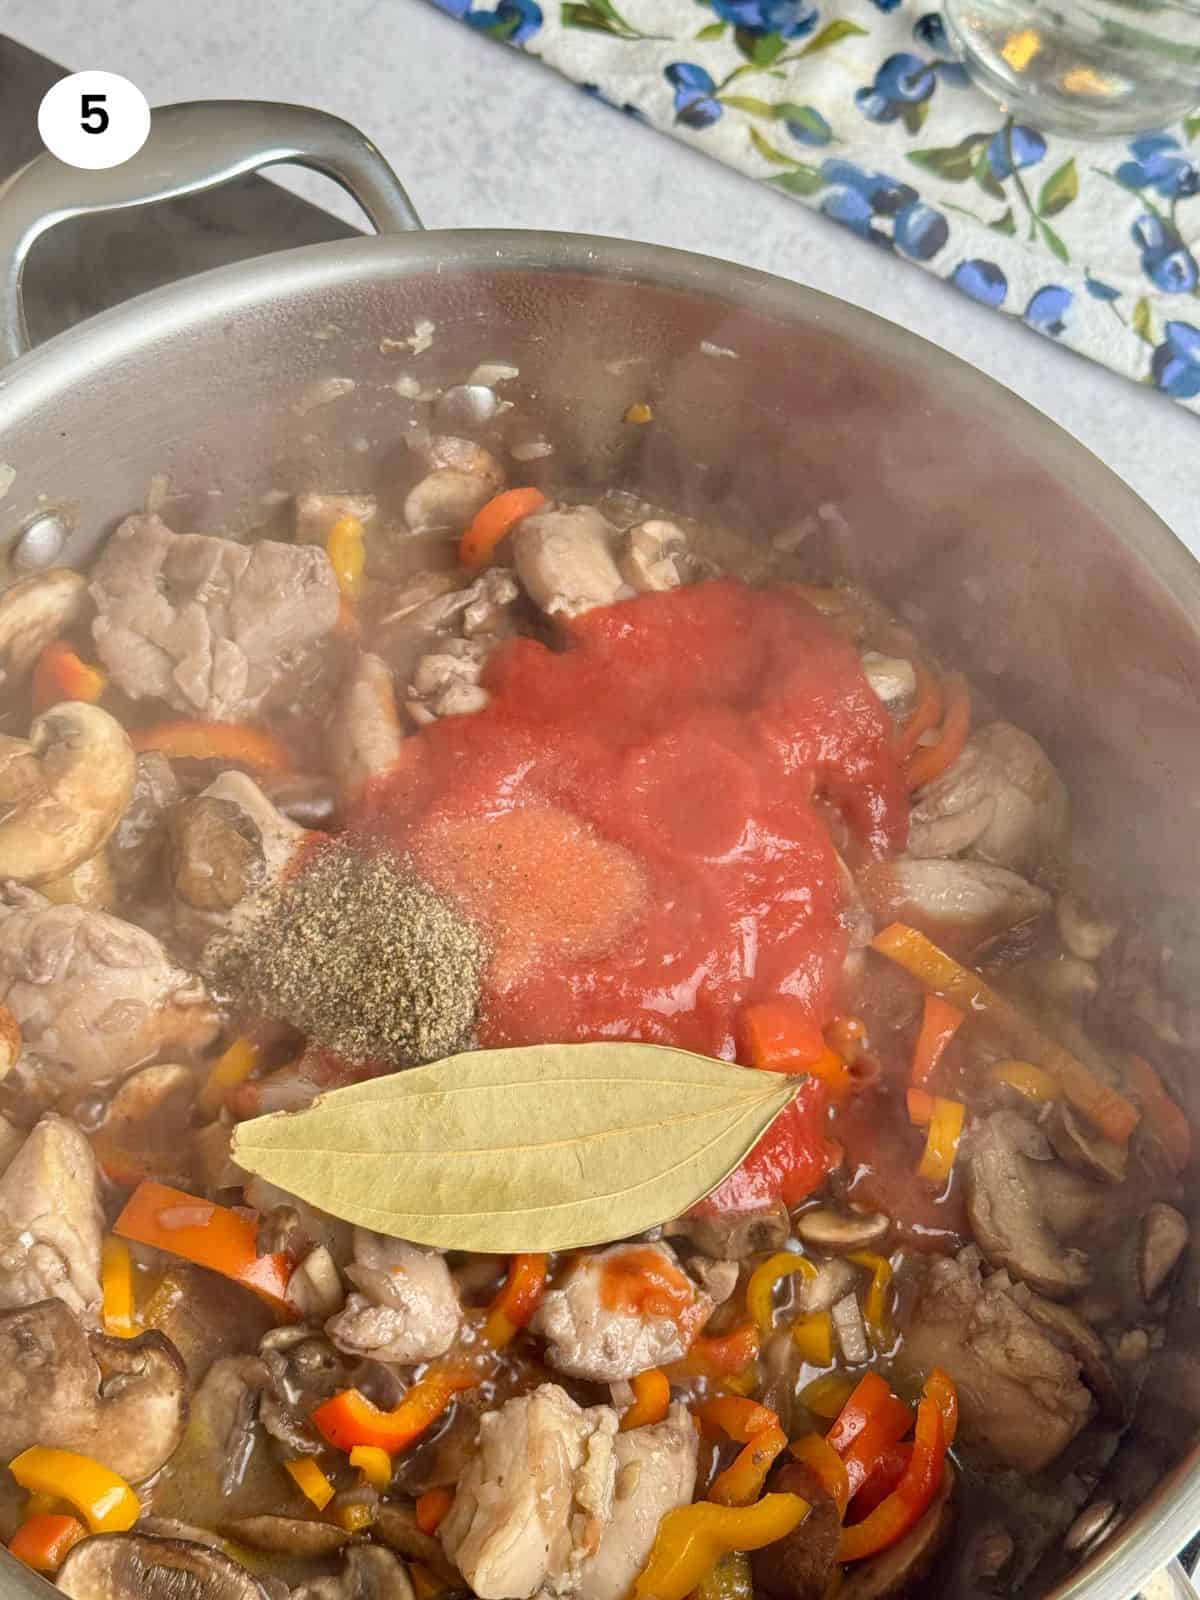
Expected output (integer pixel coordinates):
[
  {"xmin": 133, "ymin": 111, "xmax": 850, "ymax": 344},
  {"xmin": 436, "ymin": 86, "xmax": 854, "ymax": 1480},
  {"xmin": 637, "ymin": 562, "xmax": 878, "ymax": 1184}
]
[{"xmin": 0, "ymin": 98, "xmax": 1197, "ymax": 1600}]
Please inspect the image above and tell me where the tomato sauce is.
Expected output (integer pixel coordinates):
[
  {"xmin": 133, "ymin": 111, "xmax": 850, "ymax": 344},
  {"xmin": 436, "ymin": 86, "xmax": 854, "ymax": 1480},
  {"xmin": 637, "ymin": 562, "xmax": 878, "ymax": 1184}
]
[
  {"xmin": 358, "ymin": 580, "xmax": 909, "ymax": 1211},
  {"xmin": 600, "ymin": 1246, "xmax": 699, "ymax": 1323}
]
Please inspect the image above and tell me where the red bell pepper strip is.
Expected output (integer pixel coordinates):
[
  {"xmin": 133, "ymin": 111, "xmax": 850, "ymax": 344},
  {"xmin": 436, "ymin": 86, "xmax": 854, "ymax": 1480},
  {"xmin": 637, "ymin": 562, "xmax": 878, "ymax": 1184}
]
[
  {"xmin": 1129, "ymin": 1056, "xmax": 1192, "ymax": 1171},
  {"xmin": 312, "ymin": 1370, "xmax": 477, "ymax": 1454},
  {"xmin": 668, "ymin": 1322, "xmax": 760, "ymax": 1380},
  {"xmin": 838, "ymin": 1387, "xmax": 949, "ymax": 1561},
  {"xmin": 910, "ymin": 994, "xmax": 964, "ymax": 1089},
  {"xmin": 851, "ymin": 1444, "xmax": 912, "ymax": 1519}
]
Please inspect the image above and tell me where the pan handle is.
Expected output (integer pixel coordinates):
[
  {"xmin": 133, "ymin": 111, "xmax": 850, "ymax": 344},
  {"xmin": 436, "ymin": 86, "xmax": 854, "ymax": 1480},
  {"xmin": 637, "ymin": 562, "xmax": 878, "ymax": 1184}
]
[{"xmin": 0, "ymin": 98, "xmax": 422, "ymax": 365}]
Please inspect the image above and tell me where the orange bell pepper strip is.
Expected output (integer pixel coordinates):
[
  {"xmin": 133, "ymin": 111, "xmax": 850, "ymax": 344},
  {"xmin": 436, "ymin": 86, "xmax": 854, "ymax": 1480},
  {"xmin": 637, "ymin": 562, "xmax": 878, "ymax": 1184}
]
[
  {"xmin": 923, "ymin": 1366, "xmax": 958, "ymax": 1447},
  {"xmin": 415, "ymin": 1487, "xmax": 456, "ymax": 1535},
  {"xmin": 741, "ymin": 1000, "xmax": 826, "ymax": 1072},
  {"xmin": 8, "ymin": 1513, "xmax": 86, "ymax": 1573},
  {"xmin": 696, "ymin": 1396, "xmax": 779, "ymax": 1444},
  {"xmin": 114, "ymin": 1179, "xmax": 292, "ymax": 1313},
  {"xmin": 904, "ymin": 672, "xmax": 970, "ymax": 792},
  {"xmin": 482, "ymin": 1253, "xmax": 548, "ymax": 1347},
  {"xmin": 872, "ymin": 923, "xmax": 1140, "ymax": 1146},
  {"xmin": 100, "ymin": 1238, "xmax": 136, "ymax": 1338},
  {"xmin": 838, "ymin": 1390, "xmax": 948, "ymax": 1561},
  {"xmin": 893, "ymin": 658, "xmax": 943, "ymax": 762},
  {"xmin": 826, "ymin": 1374, "xmax": 913, "ymax": 1500},
  {"xmin": 9, "ymin": 1449, "xmax": 139, "ymax": 1534},
  {"xmin": 326, "ymin": 515, "xmax": 367, "ymax": 602},
  {"xmin": 907, "ymin": 1086, "xmax": 934, "ymax": 1127},
  {"xmin": 460, "ymin": 487, "xmax": 547, "ymax": 569},
  {"xmin": 669, "ymin": 1322, "xmax": 760, "ymax": 1380},
  {"xmin": 621, "ymin": 1368, "xmax": 672, "ymax": 1431},
  {"xmin": 131, "ymin": 720, "xmax": 292, "ymax": 775},
  {"xmin": 709, "ymin": 1423, "xmax": 788, "ymax": 1508},
  {"xmin": 824, "ymin": 1373, "xmax": 895, "ymax": 1455},
  {"xmin": 312, "ymin": 1370, "xmax": 477, "ymax": 1454},
  {"xmin": 789, "ymin": 1433, "xmax": 850, "ymax": 1519},
  {"xmin": 1130, "ymin": 1055, "xmax": 1192, "ymax": 1171},
  {"xmin": 988, "ymin": 1060, "xmax": 1061, "ymax": 1104},
  {"xmin": 911, "ymin": 994, "xmax": 964, "ymax": 1089},
  {"xmin": 30, "ymin": 641, "xmax": 106, "ymax": 715}
]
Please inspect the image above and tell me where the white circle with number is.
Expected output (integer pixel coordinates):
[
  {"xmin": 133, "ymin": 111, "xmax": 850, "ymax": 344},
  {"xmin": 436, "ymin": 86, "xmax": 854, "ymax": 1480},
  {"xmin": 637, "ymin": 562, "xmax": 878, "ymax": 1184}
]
[{"xmin": 37, "ymin": 72, "xmax": 151, "ymax": 170}]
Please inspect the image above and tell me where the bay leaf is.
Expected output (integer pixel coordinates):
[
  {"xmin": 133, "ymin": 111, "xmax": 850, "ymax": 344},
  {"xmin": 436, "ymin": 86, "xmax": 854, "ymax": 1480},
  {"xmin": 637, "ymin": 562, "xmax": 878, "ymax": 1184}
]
[{"xmin": 231, "ymin": 1041, "xmax": 798, "ymax": 1253}]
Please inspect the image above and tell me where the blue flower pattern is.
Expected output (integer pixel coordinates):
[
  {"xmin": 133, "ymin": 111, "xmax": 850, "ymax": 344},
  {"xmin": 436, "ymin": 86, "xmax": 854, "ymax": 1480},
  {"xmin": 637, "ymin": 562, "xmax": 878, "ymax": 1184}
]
[{"xmin": 429, "ymin": 0, "xmax": 1200, "ymax": 412}]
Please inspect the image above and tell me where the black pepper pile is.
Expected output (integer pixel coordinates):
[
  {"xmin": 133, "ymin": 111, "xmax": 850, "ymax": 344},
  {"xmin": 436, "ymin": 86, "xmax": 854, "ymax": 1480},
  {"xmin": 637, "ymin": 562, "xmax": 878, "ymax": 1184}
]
[{"xmin": 213, "ymin": 841, "xmax": 487, "ymax": 1065}]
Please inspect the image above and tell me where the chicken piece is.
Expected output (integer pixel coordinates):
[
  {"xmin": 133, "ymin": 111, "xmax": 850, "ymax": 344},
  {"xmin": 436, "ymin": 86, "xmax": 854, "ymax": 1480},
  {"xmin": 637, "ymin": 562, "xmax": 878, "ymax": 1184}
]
[
  {"xmin": 531, "ymin": 1243, "xmax": 711, "ymax": 1383},
  {"xmin": 578, "ymin": 1403, "xmax": 698, "ymax": 1600},
  {"xmin": 857, "ymin": 858, "xmax": 1050, "ymax": 958},
  {"xmin": 893, "ymin": 1248, "xmax": 1093, "ymax": 1473},
  {"xmin": 407, "ymin": 637, "xmax": 492, "ymax": 725},
  {"xmin": 404, "ymin": 436, "xmax": 505, "ymax": 535},
  {"xmin": 440, "ymin": 1385, "xmax": 617, "ymax": 1600},
  {"xmin": 330, "ymin": 652, "xmax": 405, "ymax": 801},
  {"xmin": 0, "ymin": 1114, "xmax": 102, "ymax": 1321},
  {"xmin": 0, "ymin": 884, "xmax": 218, "ymax": 1086},
  {"xmin": 513, "ymin": 507, "xmax": 632, "ymax": 620},
  {"xmin": 326, "ymin": 1229, "xmax": 462, "ymax": 1365},
  {"xmin": 908, "ymin": 723, "xmax": 1067, "ymax": 875},
  {"xmin": 90, "ymin": 514, "xmax": 339, "ymax": 721}
]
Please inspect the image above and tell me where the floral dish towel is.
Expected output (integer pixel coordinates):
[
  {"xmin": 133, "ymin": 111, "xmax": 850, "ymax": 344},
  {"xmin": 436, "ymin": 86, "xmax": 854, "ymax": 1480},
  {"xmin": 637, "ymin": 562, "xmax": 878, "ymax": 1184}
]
[{"xmin": 430, "ymin": 0, "xmax": 1200, "ymax": 410}]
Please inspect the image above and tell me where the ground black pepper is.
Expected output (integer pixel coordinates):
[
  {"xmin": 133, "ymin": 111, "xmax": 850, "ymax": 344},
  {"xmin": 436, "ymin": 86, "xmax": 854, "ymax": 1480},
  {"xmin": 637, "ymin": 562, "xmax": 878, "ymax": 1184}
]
[{"xmin": 212, "ymin": 841, "xmax": 486, "ymax": 1066}]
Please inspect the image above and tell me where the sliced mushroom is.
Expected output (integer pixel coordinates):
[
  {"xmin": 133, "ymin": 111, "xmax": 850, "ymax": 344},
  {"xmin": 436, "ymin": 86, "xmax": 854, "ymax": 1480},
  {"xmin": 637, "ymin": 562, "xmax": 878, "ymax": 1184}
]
[
  {"xmin": 857, "ymin": 858, "xmax": 1049, "ymax": 958},
  {"xmin": 57, "ymin": 1533, "xmax": 267, "ymax": 1600},
  {"xmin": 169, "ymin": 795, "xmax": 266, "ymax": 912},
  {"xmin": 0, "ymin": 1299, "xmax": 187, "ymax": 1480},
  {"xmin": 373, "ymin": 1504, "xmax": 459, "ymax": 1583},
  {"xmin": 404, "ymin": 438, "xmax": 504, "ymax": 535},
  {"xmin": 664, "ymin": 1203, "xmax": 790, "ymax": 1260},
  {"xmin": 1057, "ymin": 892, "xmax": 1118, "ymax": 964},
  {"xmin": 1048, "ymin": 1103, "xmax": 1126, "ymax": 1185},
  {"xmin": 0, "ymin": 703, "xmax": 135, "ymax": 884},
  {"xmin": 839, "ymin": 1468, "xmax": 955, "ymax": 1600},
  {"xmin": 1022, "ymin": 1295, "xmax": 1125, "ymax": 1422},
  {"xmin": 109, "ymin": 752, "xmax": 180, "ymax": 894},
  {"xmin": 0, "ymin": 1113, "xmax": 102, "ymax": 1318},
  {"xmin": 294, "ymin": 492, "xmax": 377, "ymax": 546},
  {"xmin": 0, "ymin": 568, "xmax": 89, "ymax": 682},
  {"xmin": 1139, "ymin": 1202, "xmax": 1189, "ymax": 1300},
  {"xmin": 293, "ymin": 1546, "xmax": 415, "ymax": 1600},
  {"xmin": 221, "ymin": 1516, "xmax": 350, "ymax": 1557},
  {"xmin": 39, "ymin": 849, "xmax": 116, "ymax": 911},
  {"xmin": 620, "ymin": 521, "xmax": 693, "ymax": 594},
  {"xmin": 329, "ymin": 652, "xmax": 404, "ymax": 801},
  {"xmin": 965, "ymin": 1112, "xmax": 1090, "ymax": 1298},
  {"xmin": 795, "ymin": 1209, "xmax": 890, "ymax": 1252}
]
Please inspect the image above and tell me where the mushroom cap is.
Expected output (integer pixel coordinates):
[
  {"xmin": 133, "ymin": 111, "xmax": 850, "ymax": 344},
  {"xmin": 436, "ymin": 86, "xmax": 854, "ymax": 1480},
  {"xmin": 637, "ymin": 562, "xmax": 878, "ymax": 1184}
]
[
  {"xmin": 0, "ymin": 569, "xmax": 89, "ymax": 679},
  {"xmin": 0, "ymin": 703, "xmax": 135, "ymax": 885},
  {"xmin": 0, "ymin": 1299, "xmax": 187, "ymax": 1482},
  {"xmin": 794, "ymin": 1208, "xmax": 890, "ymax": 1253},
  {"xmin": 57, "ymin": 1533, "xmax": 267, "ymax": 1600}
]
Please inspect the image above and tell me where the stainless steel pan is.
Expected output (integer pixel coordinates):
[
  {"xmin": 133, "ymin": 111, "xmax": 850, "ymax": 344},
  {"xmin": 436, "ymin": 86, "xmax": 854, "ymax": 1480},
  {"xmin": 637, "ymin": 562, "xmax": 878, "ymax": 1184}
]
[{"xmin": 0, "ymin": 99, "xmax": 1197, "ymax": 1600}]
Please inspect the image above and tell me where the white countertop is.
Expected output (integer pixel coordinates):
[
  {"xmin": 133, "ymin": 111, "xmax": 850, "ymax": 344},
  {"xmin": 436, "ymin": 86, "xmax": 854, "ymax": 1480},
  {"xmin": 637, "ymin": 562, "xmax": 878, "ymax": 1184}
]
[{"xmin": 6, "ymin": 0, "xmax": 1195, "ymax": 546}]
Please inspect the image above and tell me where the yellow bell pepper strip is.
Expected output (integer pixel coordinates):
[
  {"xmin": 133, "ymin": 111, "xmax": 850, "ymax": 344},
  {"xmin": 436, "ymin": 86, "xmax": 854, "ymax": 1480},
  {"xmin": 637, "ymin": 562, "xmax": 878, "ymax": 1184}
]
[
  {"xmin": 285, "ymin": 1458, "xmax": 334, "ymax": 1511},
  {"xmin": 349, "ymin": 1444, "xmax": 392, "ymax": 1490},
  {"xmin": 906, "ymin": 1087, "xmax": 934, "ymax": 1127},
  {"xmin": 131, "ymin": 720, "xmax": 293, "ymax": 776},
  {"xmin": 910, "ymin": 994, "xmax": 964, "ymax": 1089},
  {"xmin": 791, "ymin": 1311, "xmax": 833, "ymax": 1367},
  {"xmin": 21, "ymin": 1494, "xmax": 61, "ymax": 1520},
  {"xmin": 7, "ymin": 1513, "xmax": 86, "ymax": 1573},
  {"xmin": 694, "ymin": 1551, "xmax": 753, "ymax": 1600},
  {"xmin": 789, "ymin": 1433, "xmax": 850, "ymax": 1519},
  {"xmin": 746, "ymin": 1252, "xmax": 817, "ymax": 1334},
  {"xmin": 101, "ymin": 1237, "xmax": 136, "ymax": 1339},
  {"xmin": 326, "ymin": 515, "xmax": 367, "ymax": 602},
  {"xmin": 669, "ymin": 1322, "xmax": 760, "ymax": 1381},
  {"xmin": 904, "ymin": 672, "xmax": 970, "ymax": 792},
  {"xmin": 415, "ymin": 1487, "xmax": 456, "ymax": 1535},
  {"xmin": 631, "ymin": 1495, "xmax": 811, "ymax": 1600},
  {"xmin": 30, "ymin": 641, "xmax": 106, "ymax": 715},
  {"xmin": 9, "ymin": 1449, "xmax": 139, "ymax": 1534},
  {"xmin": 114, "ymin": 1179, "xmax": 293, "ymax": 1314},
  {"xmin": 481, "ymin": 1252, "xmax": 548, "ymax": 1348},
  {"xmin": 838, "ymin": 1385, "xmax": 949, "ymax": 1562},
  {"xmin": 916, "ymin": 1097, "xmax": 966, "ymax": 1186},
  {"xmin": 335, "ymin": 1503, "xmax": 376, "ymax": 1533},
  {"xmin": 1130, "ymin": 1055, "xmax": 1192, "ymax": 1172},
  {"xmin": 987, "ymin": 1060, "xmax": 1061, "ymax": 1104},
  {"xmin": 872, "ymin": 923, "xmax": 1140, "ymax": 1145},
  {"xmin": 696, "ymin": 1397, "xmax": 778, "ymax": 1444},
  {"xmin": 312, "ymin": 1369, "xmax": 477, "ymax": 1454},
  {"xmin": 847, "ymin": 1252, "xmax": 893, "ymax": 1349},
  {"xmin": 621, "ymin": 1368, "xmax": 672, "ymax": 1432},
  {"xmin": 460, "ymin": 487, "xmax": 547, "ymax": 570},
  {"xmin": 623, "ymin": 402, "xmax": 654, "ymax": 425},
  {"xmin": 894, "ymin": 658, "xmax": 944, "ymax": 762},
  {"xmin": 798, "ymin": 1373, "xmax": 857, "ymax": 1420},
  {"xmin": 923, "ymin": 1366, "xmax": 958, "ymax": 1447},
  {"xmin": 198, "ymin": 1036, "xmax": 265, "ymax": 1119},
  {"xmin": 709, "ymin": 1424, "xmax": 788, "ymax": 1508}
]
